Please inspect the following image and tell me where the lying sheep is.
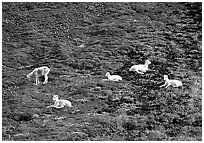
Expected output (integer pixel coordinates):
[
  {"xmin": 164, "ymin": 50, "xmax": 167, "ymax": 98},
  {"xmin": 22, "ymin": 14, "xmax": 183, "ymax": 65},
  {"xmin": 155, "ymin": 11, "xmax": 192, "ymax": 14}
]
[
  {"xmin": 105, "ymin": 72, "xmax": 122, "ymax": 81},
  {"xmin": 27, "ymin": 66, "xmax": 50, "ymax": 85},
  {"xmin": 160, "ymin": 75, "xmax": 182, "ymax": 88},
  {"xmin": 129, "ymin": 60, "xmax": 151, "ymax": 74},
  {"xmin": 47, "ymin": 95, "xmax": 72, "ymax": 108}
]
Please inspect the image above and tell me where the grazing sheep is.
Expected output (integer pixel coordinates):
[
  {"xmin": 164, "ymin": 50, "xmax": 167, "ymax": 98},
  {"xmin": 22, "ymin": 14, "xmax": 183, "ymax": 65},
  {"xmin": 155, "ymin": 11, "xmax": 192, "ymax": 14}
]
[
  {"xmin": 27, "ymin": 66, "xmax": 50, "ymax": 85},
  {"xmin": 160, "ymin": 75, "xmax": 182, "ymax": 88},
  {"xmin": 129, "ymin": 60, "xmax": 151, "ymax": 74},
  {"xmin": 47, "ymin": 95, "xmax": 72, "ymax": 108},
  {"xmin": 105, "ymin": 72, "xmax": 122, "ymax": 81}
]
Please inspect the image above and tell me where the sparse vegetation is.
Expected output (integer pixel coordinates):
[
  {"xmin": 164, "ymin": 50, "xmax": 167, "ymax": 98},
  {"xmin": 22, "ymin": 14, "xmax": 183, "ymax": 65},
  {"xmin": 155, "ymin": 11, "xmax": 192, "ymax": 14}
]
[{"xmin": 2, "ymin": 2, "xmax": 202, "ymax": 141}]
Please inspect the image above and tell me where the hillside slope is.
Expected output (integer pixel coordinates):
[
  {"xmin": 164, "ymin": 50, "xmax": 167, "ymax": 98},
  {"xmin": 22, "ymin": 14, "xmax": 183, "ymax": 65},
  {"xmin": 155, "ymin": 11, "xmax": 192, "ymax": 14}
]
[{"xmin": 2, "ymin": 2, "xmax": 202, "ymax": 141}]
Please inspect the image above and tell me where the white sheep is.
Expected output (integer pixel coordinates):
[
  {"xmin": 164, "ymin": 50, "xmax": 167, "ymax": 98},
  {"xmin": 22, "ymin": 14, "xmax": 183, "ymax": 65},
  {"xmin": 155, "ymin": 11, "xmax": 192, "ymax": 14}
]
[
  {"xmin": 47, "ymin": 95, "xmax": 72, "ymax": 108},
  {"xmin": 105, "ymin": 72, "xmax": 122, "ymax": 81},
  {"xmin": 27, "ymin": 66, "xmax": 50, "ymax": 85},
  {"xmin": 160, "ymin": 75, "xmax": 182, "ymax": 88},
  {"xmin": 129, "ymin": 60, "xmax": 151, "ymax": 74}
]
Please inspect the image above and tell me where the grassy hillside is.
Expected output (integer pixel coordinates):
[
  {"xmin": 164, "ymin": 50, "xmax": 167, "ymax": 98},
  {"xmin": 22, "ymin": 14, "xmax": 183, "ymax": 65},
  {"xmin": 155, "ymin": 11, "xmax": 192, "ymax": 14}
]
[{"xmin": 2, "ymin": 2, "xmax": 202, "ymax": 141}]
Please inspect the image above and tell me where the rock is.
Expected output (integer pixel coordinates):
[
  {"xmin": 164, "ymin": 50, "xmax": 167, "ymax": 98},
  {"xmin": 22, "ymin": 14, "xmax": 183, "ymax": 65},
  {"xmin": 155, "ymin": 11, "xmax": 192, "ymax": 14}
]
[
  {"xmin": 32, "ymin": 114, "xmax": 39, "ymax": 118},
  {"xmin": 121, "ymin": 96, "xmax": 134, "ymax": 103},
  {"xmin": 94, "ymin": 86, "xmax": 101, "ymax": 91},
  {"xmin": 9, "ymin": 112, "xmax": 33, "ymax": 122}
]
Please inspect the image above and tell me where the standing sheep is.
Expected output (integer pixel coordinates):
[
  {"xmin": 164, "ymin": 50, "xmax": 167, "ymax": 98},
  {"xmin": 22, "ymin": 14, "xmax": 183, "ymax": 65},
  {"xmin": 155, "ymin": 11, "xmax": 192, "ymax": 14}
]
[{"xmin": 27, "ymin": 66, "xmax": 50, "ymax": 85}]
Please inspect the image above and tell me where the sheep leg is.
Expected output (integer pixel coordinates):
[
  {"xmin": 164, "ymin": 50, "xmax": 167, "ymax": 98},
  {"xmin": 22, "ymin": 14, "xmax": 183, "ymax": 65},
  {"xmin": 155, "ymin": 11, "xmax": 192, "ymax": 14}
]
[
  {"xmin": 35, "ymin": 77, "xmax": 39, "ymax": 85},
  {"xmin": 47, "ymin": 101, "xmax": 59, "ymax": 108},
  {"xmin": 165, "ymin": 84, "xmax": 170, "ymax": 88},
  {"xmin": 43, "ymin": 75, "xmax": 48, "ymax": 84},
  {"xmin": 136, "ymin": 70, "xmax": 144, "ymax": 74},
  {"xmin": 37, "ymin": 77, "xmax": 41, "ymax": 85},
  {"xmin": 47, "ymin": 105, "xmax": 55, "ymax": 108},
  {"xmin": 47, "ymin": 104, "xmax": 64, "ymax": 108},
  {"xmin": 54, "ymin": 105, "xmax": 65, "ymax": 108},
  {"xmin": 160, "ymin": 83, "xmax": 166, "ymax": 87},
  {"xmin": 45, "ymin": 75, "xmax": 48, "ymax": 83}
]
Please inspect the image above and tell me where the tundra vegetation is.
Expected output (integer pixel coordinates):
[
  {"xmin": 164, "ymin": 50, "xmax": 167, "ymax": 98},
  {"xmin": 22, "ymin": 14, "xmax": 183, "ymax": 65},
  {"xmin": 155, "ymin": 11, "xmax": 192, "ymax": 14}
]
[{"xmin": 2, "ymin": 2, "xmax": 202, "ymax": 141}]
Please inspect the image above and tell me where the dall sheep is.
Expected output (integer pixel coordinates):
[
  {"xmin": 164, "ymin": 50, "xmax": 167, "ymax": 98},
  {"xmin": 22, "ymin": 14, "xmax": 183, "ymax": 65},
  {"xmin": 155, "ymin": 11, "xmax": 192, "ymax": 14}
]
[
  {"xmin": 160, "ymin": 75, "xmax": 182, "ymax": 88},
  {"xmin": 27, "ymin": 66, "xmax": 50, "ymax": 85},
  {"xmin": 129, "ymin": 60, "xmax": 151, "ymax": 74},
  {"xmin": 47, "ymin": 95, "xmax": 72, "ymax": 108},
  {"xmin": 105, "ymin": 72, "xmax": 122, "ymax": 81}
]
